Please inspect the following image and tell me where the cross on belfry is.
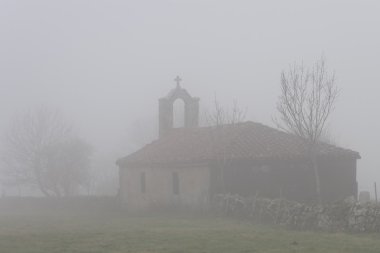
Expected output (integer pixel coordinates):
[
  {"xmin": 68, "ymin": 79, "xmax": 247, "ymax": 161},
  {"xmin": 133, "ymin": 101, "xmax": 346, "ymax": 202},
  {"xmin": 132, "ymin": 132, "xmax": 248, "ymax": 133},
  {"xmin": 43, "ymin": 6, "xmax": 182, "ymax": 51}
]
[{"xmin": 174, "ymin": 76, "xmax": 182, "ymax": 88}]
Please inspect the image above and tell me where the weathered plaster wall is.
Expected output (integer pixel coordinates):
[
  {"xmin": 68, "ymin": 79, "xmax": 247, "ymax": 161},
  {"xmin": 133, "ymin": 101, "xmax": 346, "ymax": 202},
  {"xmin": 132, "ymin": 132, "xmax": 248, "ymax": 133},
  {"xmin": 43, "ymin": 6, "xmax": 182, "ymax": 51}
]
[
  {"xmin": 120, "ymin": 165, "xmax": 210, "ymax": 210},
  {"xmin": 318, "ymin": 157, "xmax": 357, "ymax": 202},
  {"xmin": 119, "ymin": 157, "xmax": 357, "ymax": 210},
  {"xmin": 209, "ymin": 157, "xmax": 357, "ymax": 203}
]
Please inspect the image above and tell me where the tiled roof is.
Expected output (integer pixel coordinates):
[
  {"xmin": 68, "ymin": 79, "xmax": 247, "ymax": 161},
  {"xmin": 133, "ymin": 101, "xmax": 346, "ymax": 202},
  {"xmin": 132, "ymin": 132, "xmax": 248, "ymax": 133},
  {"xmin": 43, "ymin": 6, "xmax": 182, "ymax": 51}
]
[{"xmin": 117, "ymin": 122, "xmax": 360, "ymax": 167}]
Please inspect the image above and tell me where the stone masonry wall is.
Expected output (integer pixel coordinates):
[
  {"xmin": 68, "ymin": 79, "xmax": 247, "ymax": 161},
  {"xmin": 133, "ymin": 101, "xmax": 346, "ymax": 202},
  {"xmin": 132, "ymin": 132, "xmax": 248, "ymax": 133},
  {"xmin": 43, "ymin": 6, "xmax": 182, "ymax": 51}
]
[
  {"xmin": 120, "ymin": 166, "xmax": 210, "ymax": 211},
  {"xmin": 214, "ymin": 194, "xmax": 380, "ymax": 233}
]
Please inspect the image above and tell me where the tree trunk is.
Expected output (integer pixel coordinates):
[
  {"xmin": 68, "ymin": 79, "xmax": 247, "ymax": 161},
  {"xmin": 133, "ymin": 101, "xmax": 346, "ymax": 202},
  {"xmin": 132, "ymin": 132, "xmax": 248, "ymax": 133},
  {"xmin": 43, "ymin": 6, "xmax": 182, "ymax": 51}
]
[
  {"xmin": 217, "ymin": 164, "xmax": 226, "ymax": 194},
  {"xmin": 311, "ymin": 152, "xmax": 322, "ymax": 204},
  {"xmin": 36, "ymin": 179, "xmax": 51, "ymax": 197},
  {"xmin": 35, "ymin": 170, "xmax": 51, "ymax": 197}
]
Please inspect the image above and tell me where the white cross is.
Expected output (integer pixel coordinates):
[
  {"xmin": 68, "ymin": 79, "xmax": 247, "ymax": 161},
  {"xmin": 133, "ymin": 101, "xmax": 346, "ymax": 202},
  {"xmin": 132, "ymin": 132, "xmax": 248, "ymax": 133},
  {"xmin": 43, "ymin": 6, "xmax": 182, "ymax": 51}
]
[{"xmin": 174, "ymin": 76, "xmax": 182, "ymax": 87}]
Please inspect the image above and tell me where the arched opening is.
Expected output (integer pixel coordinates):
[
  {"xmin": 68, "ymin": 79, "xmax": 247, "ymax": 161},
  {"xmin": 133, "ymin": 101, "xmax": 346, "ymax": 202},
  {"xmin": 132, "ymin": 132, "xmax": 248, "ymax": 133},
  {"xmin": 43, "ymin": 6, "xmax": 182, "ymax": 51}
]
[{"xmin": 173, "ymin": 99, "xmax": 185, "ymax": 128}]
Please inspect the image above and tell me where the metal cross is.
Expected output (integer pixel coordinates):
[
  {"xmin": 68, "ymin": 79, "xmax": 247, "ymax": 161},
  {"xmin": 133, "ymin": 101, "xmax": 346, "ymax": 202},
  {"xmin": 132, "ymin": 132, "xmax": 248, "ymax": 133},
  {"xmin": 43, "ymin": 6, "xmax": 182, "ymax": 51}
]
[{"xmin": 174, "ymin": 76, "xmax": 182, "ymax": 88}]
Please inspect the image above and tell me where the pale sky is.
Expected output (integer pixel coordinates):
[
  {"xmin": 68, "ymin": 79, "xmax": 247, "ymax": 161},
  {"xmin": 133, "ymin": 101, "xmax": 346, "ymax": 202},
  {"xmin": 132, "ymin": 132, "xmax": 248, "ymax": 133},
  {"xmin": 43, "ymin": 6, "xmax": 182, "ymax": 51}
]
[{"xmin": 0, "ymin": 0, "xmax": 379, "ymax": 191}]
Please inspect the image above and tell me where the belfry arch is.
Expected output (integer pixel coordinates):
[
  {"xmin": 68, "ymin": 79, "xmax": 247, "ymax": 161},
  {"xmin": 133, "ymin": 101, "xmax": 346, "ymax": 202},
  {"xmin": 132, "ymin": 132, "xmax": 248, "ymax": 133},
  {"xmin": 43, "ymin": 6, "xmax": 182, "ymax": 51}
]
[{"xmin": 159, "ymin": 77, "xmax": 200, "ymax": 138}]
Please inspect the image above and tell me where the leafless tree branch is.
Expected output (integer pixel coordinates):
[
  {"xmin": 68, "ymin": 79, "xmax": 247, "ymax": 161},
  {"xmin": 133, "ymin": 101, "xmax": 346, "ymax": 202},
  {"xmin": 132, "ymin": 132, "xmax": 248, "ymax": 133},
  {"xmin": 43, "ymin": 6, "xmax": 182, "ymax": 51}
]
[
  {"xmin": 1, "ymin": 106, "xmax": 91, "ymax": 197},
  {"xmin": 274, "ymin": 56, "xmax": 338, "ymax": 203}
]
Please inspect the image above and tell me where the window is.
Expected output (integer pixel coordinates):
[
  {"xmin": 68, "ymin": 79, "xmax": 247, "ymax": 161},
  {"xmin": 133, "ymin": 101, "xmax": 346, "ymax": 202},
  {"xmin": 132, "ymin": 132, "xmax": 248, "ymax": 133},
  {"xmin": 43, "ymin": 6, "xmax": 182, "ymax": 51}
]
[
  {"xmin": 140, "ymin": 172, "xmax": 146, "ymax": 194},
  {"xmin": 172, "ymin": 172, "xmax": 179, "ymax": 195}
]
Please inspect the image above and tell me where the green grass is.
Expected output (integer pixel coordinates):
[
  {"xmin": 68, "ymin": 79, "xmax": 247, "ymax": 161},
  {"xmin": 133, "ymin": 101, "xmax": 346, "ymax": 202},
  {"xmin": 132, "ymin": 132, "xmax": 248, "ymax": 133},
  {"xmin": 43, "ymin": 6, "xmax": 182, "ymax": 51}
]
[{"xmin": 1, "ymin": 205, "xmax": 380, "ymax": 252}]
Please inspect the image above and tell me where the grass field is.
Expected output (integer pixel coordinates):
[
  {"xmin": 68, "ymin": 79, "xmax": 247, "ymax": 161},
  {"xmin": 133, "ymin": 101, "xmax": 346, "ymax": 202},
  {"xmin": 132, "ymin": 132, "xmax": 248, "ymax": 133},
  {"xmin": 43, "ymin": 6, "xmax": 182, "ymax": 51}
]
[{"xmin": 1, "ymin": 200, "xmax": 380, "ymax": 253}]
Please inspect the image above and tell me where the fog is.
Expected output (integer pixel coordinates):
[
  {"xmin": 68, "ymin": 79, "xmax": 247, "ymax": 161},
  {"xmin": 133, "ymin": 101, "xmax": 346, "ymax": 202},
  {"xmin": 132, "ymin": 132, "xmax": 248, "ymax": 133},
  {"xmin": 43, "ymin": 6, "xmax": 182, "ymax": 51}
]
[{"xmin": 1, "ymin": 0, "xmax": 379, "ymax": 194}]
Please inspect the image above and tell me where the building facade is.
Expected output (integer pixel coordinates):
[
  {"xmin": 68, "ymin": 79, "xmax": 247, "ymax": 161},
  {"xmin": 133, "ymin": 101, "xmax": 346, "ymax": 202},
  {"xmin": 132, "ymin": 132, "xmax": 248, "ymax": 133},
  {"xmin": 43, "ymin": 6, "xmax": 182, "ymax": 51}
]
[{"xmin": 117, "ymin": 85, "xmax": 360, "ymax": 210}]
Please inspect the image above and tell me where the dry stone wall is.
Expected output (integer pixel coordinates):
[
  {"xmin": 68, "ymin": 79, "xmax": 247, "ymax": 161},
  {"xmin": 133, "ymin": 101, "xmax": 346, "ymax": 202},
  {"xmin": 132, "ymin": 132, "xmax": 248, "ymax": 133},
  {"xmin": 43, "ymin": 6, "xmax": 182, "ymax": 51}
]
[{"xmin": 213, "ymin": 194, "xmax": 380, "ymax": 233}]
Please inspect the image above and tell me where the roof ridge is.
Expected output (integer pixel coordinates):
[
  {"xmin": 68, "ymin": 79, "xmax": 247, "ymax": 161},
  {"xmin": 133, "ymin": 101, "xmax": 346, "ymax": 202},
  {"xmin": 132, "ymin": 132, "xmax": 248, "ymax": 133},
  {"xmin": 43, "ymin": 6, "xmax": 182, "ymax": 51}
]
[{"xmin": 117, "ymin": 120, "xmax": 361, "ymax": 167}]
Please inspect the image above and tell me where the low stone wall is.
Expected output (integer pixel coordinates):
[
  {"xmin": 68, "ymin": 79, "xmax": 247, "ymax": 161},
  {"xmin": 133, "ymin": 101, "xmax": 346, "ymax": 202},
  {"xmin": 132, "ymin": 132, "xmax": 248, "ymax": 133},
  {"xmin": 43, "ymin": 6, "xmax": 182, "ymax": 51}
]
[{"xmin": 213, "ymin": 194, "xmax": 380, "ymax": 233}]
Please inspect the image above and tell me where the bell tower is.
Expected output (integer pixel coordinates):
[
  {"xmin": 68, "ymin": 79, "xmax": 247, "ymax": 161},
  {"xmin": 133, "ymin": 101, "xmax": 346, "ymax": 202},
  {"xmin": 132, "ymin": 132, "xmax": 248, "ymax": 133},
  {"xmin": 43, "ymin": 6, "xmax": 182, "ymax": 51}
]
[{"xmin": 159, "ymin": 76, "xmax": 200, "ymax": 138}]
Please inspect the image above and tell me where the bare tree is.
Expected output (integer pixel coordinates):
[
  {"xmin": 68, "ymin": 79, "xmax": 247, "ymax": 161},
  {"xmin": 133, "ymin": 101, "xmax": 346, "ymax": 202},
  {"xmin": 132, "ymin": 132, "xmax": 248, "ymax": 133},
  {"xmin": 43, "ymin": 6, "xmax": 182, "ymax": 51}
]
[
  {"xmin": 205, "ymin": 95, "xmax": 247, "ymax": 127},
  {"xmin": 274, "ymin": 56, "xmax": 338, "ymax": 203},
  {"xmin": 205, "ymin": 96, "xmax": 247, "ymax": 194},
  {"xmin": 42, "ymin": 138, "xmax": 92, "ymax": 196},
  {"xmin": 1, "ymin": 107, "xmax": 91, "ymax": 197}
]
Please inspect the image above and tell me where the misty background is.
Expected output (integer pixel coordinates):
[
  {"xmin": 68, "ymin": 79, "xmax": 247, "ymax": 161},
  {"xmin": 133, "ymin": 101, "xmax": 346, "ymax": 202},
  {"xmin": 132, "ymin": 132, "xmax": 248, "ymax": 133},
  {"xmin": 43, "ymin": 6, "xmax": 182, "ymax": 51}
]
[{"xmin": 0, "ymin": 0, "xmax": 379, "ymax": 194}]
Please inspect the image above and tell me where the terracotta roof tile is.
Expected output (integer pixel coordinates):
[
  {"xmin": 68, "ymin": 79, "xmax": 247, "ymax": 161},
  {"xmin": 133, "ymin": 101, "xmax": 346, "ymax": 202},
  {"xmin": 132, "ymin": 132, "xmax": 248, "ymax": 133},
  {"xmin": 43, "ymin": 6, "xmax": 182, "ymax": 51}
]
[{"xmin": 117, "ymin": 121, "xmax": 360, "ymax": 167}]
